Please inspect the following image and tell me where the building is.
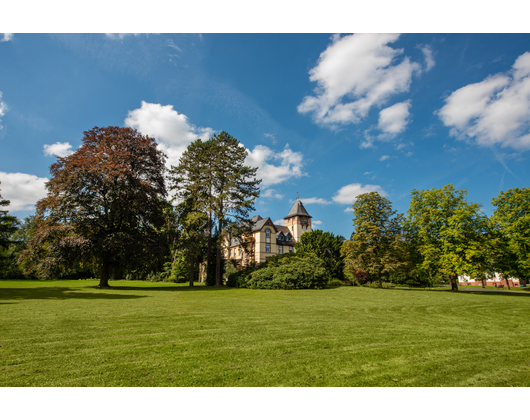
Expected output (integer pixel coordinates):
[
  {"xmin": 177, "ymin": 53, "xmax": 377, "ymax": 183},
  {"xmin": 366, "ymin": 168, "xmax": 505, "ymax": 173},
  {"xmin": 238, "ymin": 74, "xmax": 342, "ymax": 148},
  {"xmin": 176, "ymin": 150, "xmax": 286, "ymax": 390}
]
[
  {"xmin": 458, "ymin": 273, "xmax": 523, "ymax": 287},
  {"xmin": 225, "ymin": 199, "xmax": 313, "ymax": 265}
]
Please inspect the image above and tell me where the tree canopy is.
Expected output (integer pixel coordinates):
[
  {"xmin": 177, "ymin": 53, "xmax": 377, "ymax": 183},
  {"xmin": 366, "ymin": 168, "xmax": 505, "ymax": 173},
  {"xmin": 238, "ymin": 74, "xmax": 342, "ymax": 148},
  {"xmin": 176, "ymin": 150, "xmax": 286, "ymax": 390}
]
[
  {"xmin": 169, "ymin": 131, "xmax": 260, "ymax": 286},
  {"xmin": 21, "ymin": 126, "xmax": 168, "ymax": 287},
  {"xmin": 341, "ymin": 192, "xmax": 406, "ymax": 287},
  {"xmin": 294, "ymin": 229, "xmax": 345, "ymax": 279},
  {"xmin": 491, "ymin": 187, "xmax": 530, "ymax": 283},
  {"xmin": 407, "ymin": 184, "xmax": 487, "ymax": 291}
]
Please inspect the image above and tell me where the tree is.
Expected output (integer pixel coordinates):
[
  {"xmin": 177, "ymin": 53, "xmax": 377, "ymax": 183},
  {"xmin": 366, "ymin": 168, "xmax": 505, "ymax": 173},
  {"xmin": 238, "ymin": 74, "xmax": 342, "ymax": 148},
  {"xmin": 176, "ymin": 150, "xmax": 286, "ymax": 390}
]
[
  {"xmin": 407, "ymin": 184, "xmax": 486, "ymax": 291},
  {"xmin": 491, "ymin": 187, "xmax": 530, "ymax": 285},
  {"xmin": 0, "ymin": 182, "xmax": 19, "ymax": 249},
  {"xmin": 209, "ymin": 132, "xmax": 260, "ymax": 286},
  {"xmin": 23, "ymin": 126, "xmax": 167, "ymax": 287},
  {"xmin": 341, "ymin": 192, "xmax": 407, "ymax": 288},
  {"xmin": 0, "ymin": 183, "xmax": 21, "ymax": 278},
  {"xmin": 169, "ymin": 132, "xmax": 260, "ymax": 286},
  {"xmin": 294, "ymin": 229, "xmax": 345, "ymax": 279},
  {"xmin": 169, "ymin": 139, "xmax": 216, "ymax": 285}
]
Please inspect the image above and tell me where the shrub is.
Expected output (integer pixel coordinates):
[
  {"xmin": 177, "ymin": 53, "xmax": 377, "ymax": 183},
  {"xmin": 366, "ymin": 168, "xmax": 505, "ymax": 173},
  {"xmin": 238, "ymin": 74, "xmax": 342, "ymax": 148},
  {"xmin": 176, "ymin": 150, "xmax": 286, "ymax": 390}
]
[
  {"xmin": 328, "ymin": 279, "xmax": 344, "ymax": 287},
  {"xmin": 245, "ymin": 253, "xmax": 330, "ymax": 290}
]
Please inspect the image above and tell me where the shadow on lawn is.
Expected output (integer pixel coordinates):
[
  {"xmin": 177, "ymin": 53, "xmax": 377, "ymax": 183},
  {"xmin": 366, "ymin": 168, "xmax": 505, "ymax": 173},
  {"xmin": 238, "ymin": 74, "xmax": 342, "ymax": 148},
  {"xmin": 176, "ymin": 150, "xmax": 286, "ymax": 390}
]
[
  {"xmin": 0, "ymin": 287, "xmax": 148, "ymax": 301},
  {"xmin": 0, "ymin": 281, "xmax": 240, "ymax": 301},
  {"xmin": 385, "ymin": 287, "xmax": 530, "ymax": 298}
]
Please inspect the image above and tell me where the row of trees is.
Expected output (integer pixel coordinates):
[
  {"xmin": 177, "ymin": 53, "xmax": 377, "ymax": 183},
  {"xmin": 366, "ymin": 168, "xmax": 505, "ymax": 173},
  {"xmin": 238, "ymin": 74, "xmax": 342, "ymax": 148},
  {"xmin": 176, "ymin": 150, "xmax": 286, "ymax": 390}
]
[
  {"xmin": 1, "ymin": 126, "xmax": 528, "ymax": 290},
  {"xmin": 0, "ymin": 126, "xmax": 260, "ymax": 287},
  {"xmin": 342, "ymin": 186, "xmax": 530, "ymax": 290}
]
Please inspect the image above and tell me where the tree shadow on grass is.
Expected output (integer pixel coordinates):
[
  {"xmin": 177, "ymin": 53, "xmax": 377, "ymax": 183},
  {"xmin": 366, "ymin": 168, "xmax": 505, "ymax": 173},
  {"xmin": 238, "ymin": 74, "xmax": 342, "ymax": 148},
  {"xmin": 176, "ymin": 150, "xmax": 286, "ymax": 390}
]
[
  {"xmin": 0, "ymin": 287, "xmax": 148, "ymax": 301},
  {"xmin": 107, "ymin": 284, "xmax": 235, "ymax": 292},
  {"xmin": 382, "ymin": 287, "xmax": 530, "ymax": 298}
]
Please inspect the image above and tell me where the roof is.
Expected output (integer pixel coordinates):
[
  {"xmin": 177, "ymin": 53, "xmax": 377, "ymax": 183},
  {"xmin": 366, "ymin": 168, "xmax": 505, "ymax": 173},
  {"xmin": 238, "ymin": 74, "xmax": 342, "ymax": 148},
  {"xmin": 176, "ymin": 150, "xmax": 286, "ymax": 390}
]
[
  {"xmin": 251, "ymin": 216, "xmax": 277, "ymax": 232},
  {"xmin": 284, "ymin": 199, "xmax": 312, "ymax": 219}
]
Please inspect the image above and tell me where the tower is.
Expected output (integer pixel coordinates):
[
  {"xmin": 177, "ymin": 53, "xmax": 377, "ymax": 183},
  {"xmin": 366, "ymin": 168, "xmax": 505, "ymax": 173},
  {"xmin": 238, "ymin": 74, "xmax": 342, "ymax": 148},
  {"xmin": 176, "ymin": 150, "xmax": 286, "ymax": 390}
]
[{"xmin": 284, "ymin": 199, "xmax": 312, "ymax": 242}]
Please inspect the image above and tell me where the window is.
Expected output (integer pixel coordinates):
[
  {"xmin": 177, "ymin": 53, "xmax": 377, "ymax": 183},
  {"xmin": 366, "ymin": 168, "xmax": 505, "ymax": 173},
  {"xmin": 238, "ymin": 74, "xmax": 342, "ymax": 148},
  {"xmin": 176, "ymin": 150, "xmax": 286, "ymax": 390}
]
[
  {"xmin": 229, "ymin": 249, "xmax": 232, "ymax": 257},
  {"xmin": 289, "ymin": 246, "xmax": 293, "ymax": 253},
  {"xmin": 278, "ymin": 232, "xmax": 284, "ymax": 240},
  {"xmin": 265, "ymin": 229, "xmax": 270, "ymax": 243},
  {"xmin": 279, "ymin": 245, "xmax": 283, "ymax": 254},
  {"xmin": 286, "ymin": 234, "xmax": 291, "ymax": 242},
  {"xmin": 266, "ymin": 243, "xmax": 270, "ymax": 253}
]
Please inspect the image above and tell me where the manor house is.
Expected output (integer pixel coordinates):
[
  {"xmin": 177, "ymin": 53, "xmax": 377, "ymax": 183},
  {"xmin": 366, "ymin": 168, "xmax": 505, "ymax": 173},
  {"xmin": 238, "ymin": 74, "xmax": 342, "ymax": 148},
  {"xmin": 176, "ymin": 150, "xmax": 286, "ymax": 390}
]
[{"xmin": 225, "ymin": 199, "xmax": 313, "ymax": 265}]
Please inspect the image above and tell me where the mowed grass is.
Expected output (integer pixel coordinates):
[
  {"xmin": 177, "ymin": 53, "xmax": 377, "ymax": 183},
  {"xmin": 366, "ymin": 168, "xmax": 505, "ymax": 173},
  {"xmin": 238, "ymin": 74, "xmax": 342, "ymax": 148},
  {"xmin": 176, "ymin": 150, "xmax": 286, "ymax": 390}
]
[{"xmin": 1, "ymin": 280, "xmax": 529, "ymax": 387}]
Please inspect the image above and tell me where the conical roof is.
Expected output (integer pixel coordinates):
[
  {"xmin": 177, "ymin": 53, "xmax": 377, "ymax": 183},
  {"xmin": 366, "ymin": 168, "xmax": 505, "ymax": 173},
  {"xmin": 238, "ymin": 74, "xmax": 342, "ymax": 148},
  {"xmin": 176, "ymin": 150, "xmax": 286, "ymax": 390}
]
[{"xmin": 284, "ymin": 199, "xmax": 312, "ymax": 219}]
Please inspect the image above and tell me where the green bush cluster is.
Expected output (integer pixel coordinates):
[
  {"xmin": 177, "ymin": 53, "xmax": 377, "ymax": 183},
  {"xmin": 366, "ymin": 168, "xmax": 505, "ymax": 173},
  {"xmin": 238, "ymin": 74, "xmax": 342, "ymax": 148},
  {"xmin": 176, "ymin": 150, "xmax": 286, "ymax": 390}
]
[{"xmin": 227, "ymin": 253, "xmax": 330, "ymax": 290}]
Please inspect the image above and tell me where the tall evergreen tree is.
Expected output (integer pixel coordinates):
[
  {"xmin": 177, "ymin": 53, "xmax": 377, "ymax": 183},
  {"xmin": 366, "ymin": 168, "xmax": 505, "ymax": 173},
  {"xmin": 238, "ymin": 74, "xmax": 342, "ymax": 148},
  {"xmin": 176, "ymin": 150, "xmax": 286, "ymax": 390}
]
[
  {"xmin": 210, "ymin": 132, "xmax": 260, "ymax": 286},
  {"xmin": 169, "ymin": 132, "xmax": 260, "ymax": 286}
]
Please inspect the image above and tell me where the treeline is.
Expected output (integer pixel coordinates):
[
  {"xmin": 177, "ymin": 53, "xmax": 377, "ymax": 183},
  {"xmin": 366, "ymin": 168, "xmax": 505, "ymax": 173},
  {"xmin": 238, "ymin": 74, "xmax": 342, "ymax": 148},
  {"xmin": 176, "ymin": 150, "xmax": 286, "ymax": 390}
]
[
  {"xmin": 342, "ymin": 187, "xmax": 530, "ymax": 290},
  {"xmin": 224, "ymin": 186, "xmax": 529, "ymax": 291},
  {"xmin": 0, "ymin": 126, "xmax": 260, "ymax": 287},
  {"xmin": 1, "ymin": 126, "xmax": 528, "ymax": 290}
]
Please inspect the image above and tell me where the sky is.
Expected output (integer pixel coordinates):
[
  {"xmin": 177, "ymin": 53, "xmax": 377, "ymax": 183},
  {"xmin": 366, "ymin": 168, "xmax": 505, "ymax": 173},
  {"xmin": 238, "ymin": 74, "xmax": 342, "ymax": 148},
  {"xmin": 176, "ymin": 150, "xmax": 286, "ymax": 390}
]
[{"xmin": 1, "ymin": 32, "xmax": 530, "ymax": 239}]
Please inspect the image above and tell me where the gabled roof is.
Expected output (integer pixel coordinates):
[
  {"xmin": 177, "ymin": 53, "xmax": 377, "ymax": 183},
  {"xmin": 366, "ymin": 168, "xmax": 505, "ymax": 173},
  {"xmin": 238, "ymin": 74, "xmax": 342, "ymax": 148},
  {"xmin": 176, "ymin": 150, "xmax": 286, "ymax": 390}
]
[
  {"xmin": 251, "ymin": 216, "xmax": 277, "ymax": 232},
  {"xmin": 284, "ymin": 199, "xmax": 311, "ymax": 219}
]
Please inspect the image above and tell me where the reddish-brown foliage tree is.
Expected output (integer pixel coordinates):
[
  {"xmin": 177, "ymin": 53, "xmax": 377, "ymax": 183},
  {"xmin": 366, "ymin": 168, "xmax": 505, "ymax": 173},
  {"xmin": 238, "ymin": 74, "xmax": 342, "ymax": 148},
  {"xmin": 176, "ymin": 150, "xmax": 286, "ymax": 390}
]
[{"xmin": 24, "ymin": 126, "xmax": 167, "ymax": 287}]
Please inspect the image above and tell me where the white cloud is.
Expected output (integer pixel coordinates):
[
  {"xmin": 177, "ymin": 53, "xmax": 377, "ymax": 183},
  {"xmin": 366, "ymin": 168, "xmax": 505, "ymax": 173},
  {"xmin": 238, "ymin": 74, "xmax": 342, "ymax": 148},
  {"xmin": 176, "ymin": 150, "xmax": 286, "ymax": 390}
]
[
  {"xmin": 0, "ymin": 172, "xmax": 48, "ymax": 212},
  {"xmin": 379, "ymin": 155, "xmax": 390, "ymax": 161},
  {"xmin": 262, "ymin": 188, "xmax": 284, "ymax": 200},
  {"xmin": 0, "ymin": 92, "xmax": 8, "ymax": 130},
  {"xmin": 245, "ymin": 144, "xmax": 305, "ymax": 187},
  {"xmin": 363, "ymin": 171, "xmax": 372, "ymax": 175},
  {"xmin": 312, "ymin": 220, "xmax": 323, "ymax": 225},
  {"xmin": 438, "ymin": 51, "xmax": 530, "ymax": 150},
  {"xmin": 344, "ymin": 207, "xmax": 354, "ymax": 213},
  {"xmin": 298, "ymin": 197, "xmax": 332, "ymax": 205},
  {"xmin": 332, "ymin": 183, "xmax": 387, "ymax": 205},
  {"xmin": 273, "ymin": 219, "xmax": 285, "ymax": 226},
  {"xmin": 124, "ymin": 101, "xmax": 214, "ymax": 167},
  {"xmin": 298, "ymin": 33, "xmax": 421, "ymax": 128},
  {"xmin": 378, "ymin": 100, "xmax": 411, "ymax": 135},
  {"xmin": 43, "ymin": 142, "xmax": 75, "ymax": 157},
  {"xmin": 105, "ymin": 33, "xmax": 160, "ymax": 39},
  {"xmin": 419, "ymin": 44, "xmax": 435, "ymax": 71},
  {"xmin": 1, "ymin": 33, "xmax": 13, "ymax": 42}
]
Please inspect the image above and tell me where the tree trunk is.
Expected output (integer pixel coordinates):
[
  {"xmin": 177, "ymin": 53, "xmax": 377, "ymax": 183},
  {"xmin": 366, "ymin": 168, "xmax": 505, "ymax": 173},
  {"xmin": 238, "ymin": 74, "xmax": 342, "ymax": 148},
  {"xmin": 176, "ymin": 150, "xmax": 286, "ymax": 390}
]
[
  {"xmin": 450, "ymin": 275, "xmax": 458, "ymax": 291},
  {"xmin": 189, "ymin": 253, "xmax": 195, "ymax": 287},
  {"xmin": 481, "ymin": 278, "xmax": 486, "ymax": 288},
  {"xmin": 378, "ymin": 273, "xmax": 383, "ymax": 288},
  {"xmin": 505, "ymin": 277, "xmax": 511, "ymax": 290},
  {"xmin": 207, "ymin": 210, "xmax": 212, "ymax": 284},
  {"xmin": 215, "ymin": 213, "xmax": 223, "ymax": 286},
  {"xmin": 99, "ymin": 258, "xmax": 110, "ymax": 288}
]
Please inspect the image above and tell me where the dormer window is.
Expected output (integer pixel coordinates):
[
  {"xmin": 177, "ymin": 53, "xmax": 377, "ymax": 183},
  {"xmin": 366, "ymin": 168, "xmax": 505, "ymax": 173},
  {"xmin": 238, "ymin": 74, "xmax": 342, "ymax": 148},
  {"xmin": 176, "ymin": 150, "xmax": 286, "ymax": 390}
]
[
  {"xmin": 278, "ymin": 232, "xmax": 284, "ymax": 240},
  {"xmin": 286, "ymin": 234, "xmax": 292, "ymax": 242}
]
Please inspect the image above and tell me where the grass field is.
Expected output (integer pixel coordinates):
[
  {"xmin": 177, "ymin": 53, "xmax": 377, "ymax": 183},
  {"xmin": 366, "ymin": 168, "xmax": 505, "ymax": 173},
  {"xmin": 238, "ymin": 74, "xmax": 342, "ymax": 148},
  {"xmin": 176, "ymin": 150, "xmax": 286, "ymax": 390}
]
[{"xmin": 1, "ymin": 279, "xmax": 529, "ymax": 386}]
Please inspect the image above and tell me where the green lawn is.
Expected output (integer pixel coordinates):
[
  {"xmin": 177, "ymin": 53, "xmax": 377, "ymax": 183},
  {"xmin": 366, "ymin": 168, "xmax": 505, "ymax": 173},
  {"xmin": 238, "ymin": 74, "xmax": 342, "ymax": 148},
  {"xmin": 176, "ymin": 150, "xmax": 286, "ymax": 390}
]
[{"xmin": 1, "ymin": 280, "xmax": 529, "ymax": 386}]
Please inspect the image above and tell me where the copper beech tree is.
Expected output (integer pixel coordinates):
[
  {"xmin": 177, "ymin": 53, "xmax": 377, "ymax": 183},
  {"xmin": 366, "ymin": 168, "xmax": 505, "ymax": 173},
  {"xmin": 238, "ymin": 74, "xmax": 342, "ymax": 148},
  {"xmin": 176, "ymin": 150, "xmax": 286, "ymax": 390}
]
[{"xmin": 23, "ymin": 126, "xmax": 167, "ymax": 287}]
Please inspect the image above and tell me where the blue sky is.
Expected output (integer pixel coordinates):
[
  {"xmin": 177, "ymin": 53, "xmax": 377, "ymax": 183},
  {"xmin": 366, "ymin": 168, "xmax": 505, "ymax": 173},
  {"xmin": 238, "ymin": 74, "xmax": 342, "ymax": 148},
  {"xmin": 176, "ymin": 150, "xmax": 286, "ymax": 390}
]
[{"xmin": 1, "ymin": 32, "xmax": 530, "ymax": 239}]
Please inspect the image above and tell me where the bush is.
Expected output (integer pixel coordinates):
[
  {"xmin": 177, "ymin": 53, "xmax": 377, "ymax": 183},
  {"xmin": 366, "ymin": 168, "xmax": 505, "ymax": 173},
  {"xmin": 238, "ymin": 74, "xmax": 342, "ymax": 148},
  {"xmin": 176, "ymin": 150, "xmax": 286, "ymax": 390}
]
[
  {"xmin": 226, "ymin": 267, "xmax": 253, "ymax": 288},
  {"xmin": 328, "ymin": 279, "xmax": 344, "ymax": 287},
  {"xmin": 245, "ymin": 253, "xmax": 330, "ymax": 290}
]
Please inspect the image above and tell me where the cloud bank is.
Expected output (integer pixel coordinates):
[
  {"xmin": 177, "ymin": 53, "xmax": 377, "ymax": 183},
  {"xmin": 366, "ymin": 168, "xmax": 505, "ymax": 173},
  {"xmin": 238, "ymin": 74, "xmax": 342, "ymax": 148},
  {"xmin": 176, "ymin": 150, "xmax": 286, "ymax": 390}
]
[
  {"xmin": 125, "ymin": 101, "xmax": 215, "ymax": 167},
  {"xmin": 0, "ymin": 92, "xmax": 8, "ymax": 130},
  {"xmin": 438, "ymin": 51, "xmax": 530, "ymax": 150},
  {"xmin": 245, "ymin": 144, "xmax": 305, "ymax": 187},
  {"xmin": 0, "ymin": 172, "xmax": 48, "ymax": 212},
  {"xmin": 298, "ymin": 33, "xmax": 421, "ymax": 128}
]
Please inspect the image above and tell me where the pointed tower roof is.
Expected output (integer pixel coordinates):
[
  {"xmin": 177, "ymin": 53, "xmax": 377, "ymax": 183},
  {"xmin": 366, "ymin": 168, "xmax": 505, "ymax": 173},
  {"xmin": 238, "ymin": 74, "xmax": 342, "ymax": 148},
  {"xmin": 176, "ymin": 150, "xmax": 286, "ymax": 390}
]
[{"xmin": 284, "ymin": 199, "xmax": 312, "ymax": 219}]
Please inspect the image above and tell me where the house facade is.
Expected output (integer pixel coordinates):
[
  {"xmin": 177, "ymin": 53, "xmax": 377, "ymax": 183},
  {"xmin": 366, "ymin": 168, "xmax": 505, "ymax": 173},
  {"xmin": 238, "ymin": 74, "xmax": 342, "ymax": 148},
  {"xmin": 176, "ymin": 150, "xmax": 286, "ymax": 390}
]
[
  {"xmin": 458, "ymin": 273, "xmax": 523, "ymax": 288},
  {"xmin": 225, "ymin": 199, "xmax": 312, "ymax": 265}
]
